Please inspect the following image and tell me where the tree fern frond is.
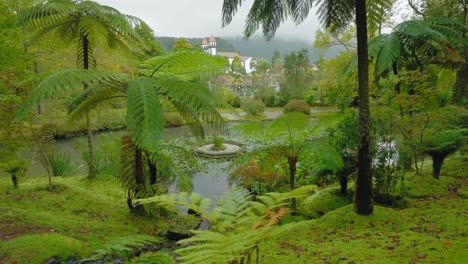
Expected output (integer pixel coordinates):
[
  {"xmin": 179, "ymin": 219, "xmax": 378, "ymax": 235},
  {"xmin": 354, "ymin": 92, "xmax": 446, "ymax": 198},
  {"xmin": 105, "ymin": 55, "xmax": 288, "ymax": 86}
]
[
  {"xmin": 125, "ymin": 77, "xmax": 164, "ymax": 151},
  {"xmin": 153, "ymin": 75, "xmax": 224, "ymax": 137},
  {"xmin": 15, "ymin": 69, "xmax": 126, "ymax": 121},
  {"xmin": 375, "ymin": 32, "xmax": 401, "ymax": 76},
  {"xmin": 138, "ymin": 51, "xmax": 228, "ymax": 78},
  {"xmin": 67, "ymin": 86, "xmax": 124, "ymax": 122}
]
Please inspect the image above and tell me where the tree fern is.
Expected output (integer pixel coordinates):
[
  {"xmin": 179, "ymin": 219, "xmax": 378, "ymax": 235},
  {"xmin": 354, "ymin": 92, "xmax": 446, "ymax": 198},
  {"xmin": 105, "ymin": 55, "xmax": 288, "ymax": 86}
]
[
  {"xmin": 125, "ymin": 77, "xmax": 164, "ymax": 151},
  {"xmin": 15, "ymin": 69, "xmax": 126, "ymax": 121},
  {"xmin": 137, "ymin": 186, "xmax": 315, "ymax": 264}
]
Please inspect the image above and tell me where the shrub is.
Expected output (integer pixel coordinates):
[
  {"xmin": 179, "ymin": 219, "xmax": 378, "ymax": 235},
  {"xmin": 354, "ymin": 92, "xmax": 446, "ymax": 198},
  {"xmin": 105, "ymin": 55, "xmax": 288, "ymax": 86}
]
[
  {"xmin": 129, "ymin": 251, "xmax": 175, "ymax": 264},
  {"xmin": 212, "ymin": 137, "xmax": 225, "ymax": 150},
  {"xmin": 304, "ymin": 92, "xmax": 316, "ymax": 106},
  {"xmin": 41, "ymin": 150, "xmax": 78, "ymax": 177},
  {"xmin": 299, "ymin": 187, "xmax": 352, "ymax": 219},
  {"xmin": 283, "ymin": 99, "xmax": 310, "ymax": 115},
  {"xmin": 164, "ymin": 112, "xmax": 184, "ymax": 127},
  {"xmin": 241, "ymin": 98, "xmax": 265, "ymax": 115}
]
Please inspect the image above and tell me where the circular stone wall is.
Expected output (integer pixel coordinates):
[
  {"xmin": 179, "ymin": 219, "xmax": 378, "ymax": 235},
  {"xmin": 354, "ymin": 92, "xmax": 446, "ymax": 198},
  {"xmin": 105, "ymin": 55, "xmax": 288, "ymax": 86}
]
[{"xmin": 194, "ymin": 143, "xmax": 242, "ymax": 159}]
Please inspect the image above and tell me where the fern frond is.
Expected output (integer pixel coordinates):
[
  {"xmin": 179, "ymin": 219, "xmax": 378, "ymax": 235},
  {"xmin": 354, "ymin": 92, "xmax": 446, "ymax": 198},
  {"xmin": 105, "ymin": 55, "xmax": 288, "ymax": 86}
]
[
  {"xmin": 153, "ymin": 75, "xmax": 224, "ymax": 137},
  {"xmin": 125, "ymin": 77, "xmax": 164, "ymax": 151},
  {"xmin": 139, "ymin": 51, "xmax": 228, "ymax": 78},
  {"xmin": 15, "ymin": 69, "xmax": 127, "ymax": 121}
]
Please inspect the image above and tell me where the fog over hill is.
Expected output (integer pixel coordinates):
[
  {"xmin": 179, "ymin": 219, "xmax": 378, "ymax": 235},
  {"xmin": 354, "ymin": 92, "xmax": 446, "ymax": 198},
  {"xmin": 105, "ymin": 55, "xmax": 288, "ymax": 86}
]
[{"xmin": 156, "ymin": 36, "xmax": 344, "ymax": 63}]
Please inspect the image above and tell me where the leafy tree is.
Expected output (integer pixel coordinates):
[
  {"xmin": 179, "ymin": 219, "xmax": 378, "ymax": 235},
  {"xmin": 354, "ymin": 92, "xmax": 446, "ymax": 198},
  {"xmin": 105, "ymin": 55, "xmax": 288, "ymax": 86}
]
[
  {"xmin": 221, "ymin": 0, "xmax": 392, "ymax": 214},
  {"xmin": 231, "ymin": 55, "xmax": 245, "ymax": 73},
  {"xmin": 423, "ymin": 129, "xmax": 466, "ymax": 178},
  {"xmin": 409, "ymin": 0, "xmax": 468, "ymax": 105},
  {"xmin": 18, "ymin": 0, "xmax": 145, "ymax": 178},
  {"xmin": 253, "ymin": 58, "xmax": 271, "ymax": 74},
  {"xmin": 282, "ymin": 49, "xmax": 314, "ymax": 99},
  {"xmin": 314, "ymin": 26, "xmax": 356, "ymax": 53},
  {"xmin": 230, "ymin": 113, "xmax": 342, "ymax": 209},
  {"xmin": 172, "ymin": 37, "xmax": 193, "ymax": 52}
]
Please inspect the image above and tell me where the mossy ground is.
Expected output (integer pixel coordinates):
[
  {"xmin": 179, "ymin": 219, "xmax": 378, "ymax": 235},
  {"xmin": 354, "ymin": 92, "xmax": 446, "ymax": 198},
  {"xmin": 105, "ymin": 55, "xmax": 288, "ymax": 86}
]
[
  {"xmin": 260, "ymin": 153, "xmax": 467, "ymax": 264},
  {"xmin": 1, "ymin": 151, "xmax": 466, "ymax": 264},
  {"xmin": 0, "ymin": 174, "xmax": 166, "ymax": 264}
]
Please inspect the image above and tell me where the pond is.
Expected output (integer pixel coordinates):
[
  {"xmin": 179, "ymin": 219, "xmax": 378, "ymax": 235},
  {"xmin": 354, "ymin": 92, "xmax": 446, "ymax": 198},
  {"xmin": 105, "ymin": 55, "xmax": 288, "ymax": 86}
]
[{"xmin": 19, "ymin": 124, "xmax": 240, "ymax": 200}]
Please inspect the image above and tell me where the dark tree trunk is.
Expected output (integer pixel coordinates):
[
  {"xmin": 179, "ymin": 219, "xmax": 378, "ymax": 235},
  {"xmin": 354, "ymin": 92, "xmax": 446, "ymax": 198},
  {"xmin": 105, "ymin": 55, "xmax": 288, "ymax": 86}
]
[
  {"xmin": 148, "ymin": 157, "xmax": 157, "ymax": 185},
  {"xmin": 82, "ymin": 35, "xmax": 97, "ymax": 179},
  {"xmin": 354, "ymin": 0, "xmax": 373, "ymax": 215},
  {"xmin": 288, "ymin": 156, "xmax": 298, "ymax": 210},
  {"xmin": 133, "ymin": 148, "xmax": 146, "ymax": 215},
  {"xmin": 452, "ymin": 64, "xmax": 468, "ymax": 106},
  {"xmin": 340, "ymin": 176, "xmax": 348, "ymax": 196},
  {"xmin": 12, "ymin": 175, "xmax": 18, "ymax": 189},
  {"xmin": 453, "ymin": 3, "xmax": 468, "ymax": 106},
  {"xmin": 430, "ymin": 153, "xmax": 447, "ymax": 179}
]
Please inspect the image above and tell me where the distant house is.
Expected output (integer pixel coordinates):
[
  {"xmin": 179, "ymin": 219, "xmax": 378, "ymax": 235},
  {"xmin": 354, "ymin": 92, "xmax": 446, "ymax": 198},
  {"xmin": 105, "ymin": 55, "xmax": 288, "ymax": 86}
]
[{"xmin": 201, "ymin": 35, "xmax": 254, "ymax": 74}]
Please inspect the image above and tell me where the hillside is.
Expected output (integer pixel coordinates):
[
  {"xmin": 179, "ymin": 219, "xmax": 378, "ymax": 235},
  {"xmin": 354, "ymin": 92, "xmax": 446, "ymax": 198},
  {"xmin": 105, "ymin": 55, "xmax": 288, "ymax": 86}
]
[
  {"xmin": 157, "ymin": 36, "xmax": 237, "ymax": 53},
  {"xmin": 156, "ymin": 36, "xmax": 344, "ymax": 62}
]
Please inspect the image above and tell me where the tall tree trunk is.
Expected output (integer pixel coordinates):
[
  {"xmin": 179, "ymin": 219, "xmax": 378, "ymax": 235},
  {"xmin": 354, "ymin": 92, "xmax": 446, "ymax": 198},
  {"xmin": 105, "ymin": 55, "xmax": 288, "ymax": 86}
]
[
  {"xmin": 82, "ymin": 35, "xmax": 97, "ymax": 179},
  {"xmin": 354, "ymin": 0, "xmax": 373, "ymax": 215},
  {"xmin": 452, "ymin": 1, "xmax": 467, "ymax": 106},
  {"xmin": 288, "ymin": 156, "xmax": 298, "ymax": 210}
]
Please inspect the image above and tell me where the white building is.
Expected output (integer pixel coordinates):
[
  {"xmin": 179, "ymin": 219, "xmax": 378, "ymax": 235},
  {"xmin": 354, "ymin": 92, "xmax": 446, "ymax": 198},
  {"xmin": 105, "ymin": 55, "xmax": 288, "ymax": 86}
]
[{"xmin": 201, "ymin": 35, "xmax": 254, "ymax": 74}]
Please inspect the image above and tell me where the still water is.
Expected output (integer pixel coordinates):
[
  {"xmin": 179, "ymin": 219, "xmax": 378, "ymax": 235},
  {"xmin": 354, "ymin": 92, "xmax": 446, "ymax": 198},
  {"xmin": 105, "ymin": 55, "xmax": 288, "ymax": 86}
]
[{"xmin": 20, "ymin": 125, "xmax": 237, "ymax": 200}]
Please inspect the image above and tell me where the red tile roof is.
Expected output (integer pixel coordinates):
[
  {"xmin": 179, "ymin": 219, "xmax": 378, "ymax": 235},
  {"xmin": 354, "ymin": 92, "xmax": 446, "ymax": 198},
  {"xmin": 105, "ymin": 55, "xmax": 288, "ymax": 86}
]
[
  {"xmin": 209, "ymin": 35, "xmax": 216, "ymax": 42},
  {"xmin": 202, "ymin": 38, "xmax": 208, "ymax": 45}
]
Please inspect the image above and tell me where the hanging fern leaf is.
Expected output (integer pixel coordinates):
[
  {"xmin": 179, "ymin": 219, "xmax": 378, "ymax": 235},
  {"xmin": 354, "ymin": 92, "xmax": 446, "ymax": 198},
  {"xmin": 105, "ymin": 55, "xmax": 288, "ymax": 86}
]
[
  {"xmin": 15, "ymin": 69, "xmax": 127, "ymax": 121},
  {"xmin": 125, "ymin": 77, "xmax": 164, "ymax": 151}
]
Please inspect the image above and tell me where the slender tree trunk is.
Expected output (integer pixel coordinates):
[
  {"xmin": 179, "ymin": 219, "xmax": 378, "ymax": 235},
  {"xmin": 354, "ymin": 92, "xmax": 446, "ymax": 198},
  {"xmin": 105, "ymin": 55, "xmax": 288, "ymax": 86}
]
[
  {"xmin": 288, "ymin": 156, "xmax": 298, "ymax": 210},
  {"xmin": 452, "ymin": 2, "xmax": 467, "ymax": 106},
  {"xmin": 340, "ymin": 176, "xmax": 348, "ymax": 196},
  {"xmin": 148, "ymin": 157, "xmax": 157, "ymax": 185},
  {"xmin": 133, "ymin": 148, "xmax": 146, "ymax": 215},
  {"xmin": 431, "ymin": 153, "xmax": 446, "ymax": 179},
  {"xmin": 82, "ymin": 35, "xmax": 97, "ymax": 179},
  {"xmin": 12, "ymin": 175, "xmax": 18, "ymax": 189},
  {"xmin": 354, "ymin": 0, "xmax": 373, "ymax": 215}
]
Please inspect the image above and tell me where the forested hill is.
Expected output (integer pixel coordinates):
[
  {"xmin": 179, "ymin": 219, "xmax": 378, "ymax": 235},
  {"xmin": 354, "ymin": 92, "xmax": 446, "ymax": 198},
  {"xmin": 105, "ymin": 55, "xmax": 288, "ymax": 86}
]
[
  {"xmin": 156, "ymin": 36, "xmax": 343, "ymax": 62},
  {"xmin": 157, "ymin": 36, "xmax": 238, "ymax": 53}
]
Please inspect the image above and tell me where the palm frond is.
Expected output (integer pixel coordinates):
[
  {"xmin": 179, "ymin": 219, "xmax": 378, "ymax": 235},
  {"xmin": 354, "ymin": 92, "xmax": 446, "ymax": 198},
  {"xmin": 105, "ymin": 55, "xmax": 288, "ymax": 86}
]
[
  {"xmin": 316, "ymin": 0, "xmax": 355, "ymax": 34},
  {"xmin": 15, "ymin": 69, "xmax": 126, "ymax": 121},
  {"xmin": 125, "ymin": 77, "xmax": 164, "ymax": 151}
]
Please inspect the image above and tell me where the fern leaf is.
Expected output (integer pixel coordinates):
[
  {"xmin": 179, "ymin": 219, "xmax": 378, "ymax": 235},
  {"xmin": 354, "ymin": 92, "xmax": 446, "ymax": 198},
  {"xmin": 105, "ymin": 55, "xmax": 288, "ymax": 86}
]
[
  {"xmin": 125, "ymin": 77, "xmax": 164, "ymax": 151},
  {"xmin": 15, "ymin": 69, "xmax": 126, "ymax": 121}
]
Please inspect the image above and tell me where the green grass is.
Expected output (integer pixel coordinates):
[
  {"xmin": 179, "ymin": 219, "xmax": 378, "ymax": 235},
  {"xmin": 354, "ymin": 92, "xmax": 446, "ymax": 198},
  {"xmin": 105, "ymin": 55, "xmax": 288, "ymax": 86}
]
[
  {"xmin": 0, "ymin": 174, "xmax": 166, "ymax": 264},
  {"xmin": 260, "ymin": 198, "xmax": 467, "ymax": 263}
]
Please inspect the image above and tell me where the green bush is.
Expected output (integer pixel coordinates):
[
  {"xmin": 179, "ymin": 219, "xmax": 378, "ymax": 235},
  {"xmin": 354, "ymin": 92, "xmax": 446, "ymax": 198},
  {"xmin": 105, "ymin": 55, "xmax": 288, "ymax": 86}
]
[
  {"xmin": 283, "ymin": 99, "xmax": 310, "ymax": 115},
  {"xmin": 164, "ymin": 112, "xmax": 184, "ymax": 127},
  {"xmin": 129, "ymin": 251, "xmax": 175, "ymax": 264},
  {"xmin": 304, "ymin": 92, "xmax": 316, "ymax": 106},
  {"xmin": 241, "ymin": 98, "xmax": 265, "ymax": 115},
  {"xmin": 212, "ymin": 137, "xmax": 226, "ymax": 150},
  {"xmin": 42, "ymin": 151, "xmax": 78, "ymax": 177},
  {"xmin": 299, "ymin": 187, "xmax": 352, "ymax": 219}
]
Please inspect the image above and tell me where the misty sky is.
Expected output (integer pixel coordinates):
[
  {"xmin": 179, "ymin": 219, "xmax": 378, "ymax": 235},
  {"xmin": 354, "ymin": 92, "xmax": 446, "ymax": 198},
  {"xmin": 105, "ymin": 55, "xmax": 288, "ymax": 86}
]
[{"xmin": 94, "ymin": 0, "xmax": 321, "ymax": 43}]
